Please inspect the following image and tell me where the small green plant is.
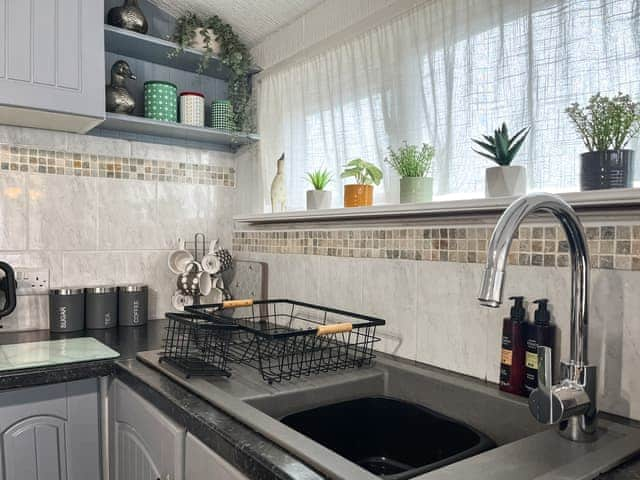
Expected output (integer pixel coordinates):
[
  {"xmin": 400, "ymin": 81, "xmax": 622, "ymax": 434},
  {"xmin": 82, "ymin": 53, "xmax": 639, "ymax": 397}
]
[
  {"xmin": 305, "ymin": 168, "xmax": 333, "ymax": 190},
  {"xmin": 341, "ymin": 158, "xmax": 383, "ymax": 185},
  {"xmin": 385, "ymin": 142, "xmax": 435, "ymax": 178},
  {"xmin": 169, "ymin": 13, "xmax": 253, "ymax": 131},
  {"xmin": 472, "ymin": 123, "xmax": 529, "ymax": 166},
  {"xmin": 566, "ymin": 92, "xmax": 640, "ymax": 151}
]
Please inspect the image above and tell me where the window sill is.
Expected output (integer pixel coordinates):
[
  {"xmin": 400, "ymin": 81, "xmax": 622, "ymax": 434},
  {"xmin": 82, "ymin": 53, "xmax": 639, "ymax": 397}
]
[{"xmin": 234, "ymin": 188, "xmax": 640, "ymax": 226}]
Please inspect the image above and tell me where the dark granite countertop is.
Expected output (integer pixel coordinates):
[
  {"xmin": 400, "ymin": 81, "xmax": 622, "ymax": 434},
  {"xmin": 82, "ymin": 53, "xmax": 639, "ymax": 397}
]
[{"xmin": 0, "ymin": 320, "xmax": 638, "ymax": 480}]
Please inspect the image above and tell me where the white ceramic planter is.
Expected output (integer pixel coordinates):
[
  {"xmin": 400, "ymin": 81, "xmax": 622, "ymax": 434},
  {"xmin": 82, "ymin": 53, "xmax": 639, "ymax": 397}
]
[
  {"xmin": 485, "ymin": 166, "xmax": 526, "ymax": 198},
  {"xmin": 306, "ymin": 190, "xmax": 332, "ymax": 210},
  {"xmin": 400, "ymin": 177, "xmax": 433, "ymax": 204},
  {"xmin": 192, "ymin": 28, "xmax": 222, "ymax": 56}
]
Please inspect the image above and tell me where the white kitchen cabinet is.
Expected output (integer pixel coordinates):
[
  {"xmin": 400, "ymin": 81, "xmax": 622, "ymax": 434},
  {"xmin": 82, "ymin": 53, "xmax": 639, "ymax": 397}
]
[
  {"xmin": 110, "ymin": 379, "xmax": 185, "ymax": 480},
  {"xmin": 0, "ymin": 0, "xmax": 105, "ymax": 133},
  {"xmin": 0, "ymin": 378, "xmax": 101, "ymax": 480},
  {"xmin": 185, "ymin": 432, "xmax": 249, "ymax": 480}
]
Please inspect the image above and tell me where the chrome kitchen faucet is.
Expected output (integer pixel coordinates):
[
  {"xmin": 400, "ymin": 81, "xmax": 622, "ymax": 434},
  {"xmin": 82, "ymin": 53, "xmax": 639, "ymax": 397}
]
[{"xmin": 478, "ymin": 193, "xmax": 597, "ymax": 442}]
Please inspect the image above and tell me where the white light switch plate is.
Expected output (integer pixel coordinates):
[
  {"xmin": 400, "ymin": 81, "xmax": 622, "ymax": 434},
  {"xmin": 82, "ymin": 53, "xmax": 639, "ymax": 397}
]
[{"xmin": 15, "ymin": 268, "xmax": 50, "ymax": 295}]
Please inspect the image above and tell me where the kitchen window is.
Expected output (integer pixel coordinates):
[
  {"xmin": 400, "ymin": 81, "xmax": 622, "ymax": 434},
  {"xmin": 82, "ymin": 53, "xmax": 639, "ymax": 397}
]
[{"xmin": 257, "ymin": 0, "xmax": 640, "ymax": 211}]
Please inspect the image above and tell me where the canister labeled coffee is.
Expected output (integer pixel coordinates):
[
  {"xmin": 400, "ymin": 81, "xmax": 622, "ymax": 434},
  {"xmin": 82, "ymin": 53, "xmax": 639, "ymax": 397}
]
[{"xmin": 118, "ymin": 284, "xmax": 148, "ymax": 326}]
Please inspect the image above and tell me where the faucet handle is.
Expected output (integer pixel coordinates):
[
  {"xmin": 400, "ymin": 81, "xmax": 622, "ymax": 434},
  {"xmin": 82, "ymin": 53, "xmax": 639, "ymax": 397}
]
[{"xmin": 537, "ymin": 345, "xmax": 553, "ymax": 395}]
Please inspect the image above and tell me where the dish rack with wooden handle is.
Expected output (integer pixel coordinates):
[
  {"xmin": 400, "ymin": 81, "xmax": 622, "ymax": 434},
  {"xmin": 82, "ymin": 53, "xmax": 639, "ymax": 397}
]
[{"xmin": 180, "ymin": 299, "xmax": 385, "ymax": 384}]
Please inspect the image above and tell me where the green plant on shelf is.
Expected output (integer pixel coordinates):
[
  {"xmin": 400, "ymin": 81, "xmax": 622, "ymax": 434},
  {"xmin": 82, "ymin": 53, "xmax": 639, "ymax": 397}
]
[
  {"xmin": 305, "ymin": 168, "xmax": 333, "ymax": 190},
  {"xmin": 566, "ymin": 92, "xmax": 640, "ymax": 152},
  {"xmin": 169, "ymin": 13, "xmax": 253, "ymax": 132},
  {"xmin": 385, "ymin": 142, "xmax": 434, "ymax": 178},
  {"xmin": 341, "ymin": 158, "xmax": 383, "ymax": 185},
  {"xmin": 471, "ymin": 123, "xmax": 529, "ymax": 166}
]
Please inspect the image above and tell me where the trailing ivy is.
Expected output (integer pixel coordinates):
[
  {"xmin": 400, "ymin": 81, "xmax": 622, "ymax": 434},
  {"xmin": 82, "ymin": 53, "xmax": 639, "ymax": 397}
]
[{"xmin": 169, "ymin": 13, "xmax": 253, "ymax": 132}]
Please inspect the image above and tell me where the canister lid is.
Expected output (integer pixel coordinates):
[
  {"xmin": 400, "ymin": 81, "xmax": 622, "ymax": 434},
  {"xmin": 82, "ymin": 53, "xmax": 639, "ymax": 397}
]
[
  {"xmin": 144, "ymin": 80, "xmax": 177, "ymax": 89},
  {"xmin": 50, "ymin": 287, "xmax": 84, "ymax": 295},
  {"xmin": 180, "ymin": 91, "xmax": 205, "ymax": 98},
  {"xmin": 119, "ymin": 284, "xmax": 148, "ymax": 293},
  {"xmin": 86, "ymin": 285, "xmax": 118, "ymax": 294}
]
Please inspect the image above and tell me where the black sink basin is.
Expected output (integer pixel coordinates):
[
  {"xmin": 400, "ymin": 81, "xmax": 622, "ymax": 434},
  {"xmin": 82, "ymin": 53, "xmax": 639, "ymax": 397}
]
[{"xmin": 280, "ymin": 396, "xmax": 495, "ymax": 479}]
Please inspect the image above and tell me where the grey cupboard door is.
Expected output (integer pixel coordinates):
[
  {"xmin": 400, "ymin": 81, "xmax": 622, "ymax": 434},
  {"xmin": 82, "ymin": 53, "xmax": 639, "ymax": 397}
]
[
  {"xmin": 111, "ymin": 380, "xmax": 185, "ymax": 480},
  {"xmin": 0, "ymin": 0, "xmax": 105, "ymax": 126},
  {"xmin": 2, "ymin": 415, "xmax": 68, "ymax": 480},
  {"xmin": 185, "ymin": 433, "xmax": 248, "ymax": 480}
]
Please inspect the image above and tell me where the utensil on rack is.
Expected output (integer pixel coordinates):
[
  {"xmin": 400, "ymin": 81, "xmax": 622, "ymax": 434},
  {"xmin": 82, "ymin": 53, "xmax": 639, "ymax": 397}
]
[
  {"xmin": 177, "ymin": 262, "xmax": 212, "ymax": 296},
  {"xmin": 168, "ymin": 238, "xmax": 194, "ymax": 274}
]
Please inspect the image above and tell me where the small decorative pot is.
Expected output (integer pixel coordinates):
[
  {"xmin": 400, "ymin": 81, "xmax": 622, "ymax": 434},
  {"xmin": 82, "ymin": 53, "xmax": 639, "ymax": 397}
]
[
  {"xmin": 144, "ymin": 81, "xmax": 177, "ymax": 122},
  {"xmin": 211, "ymin": 100, "xmax": 235, "ymax": 131},
  {"xmin": 580, "ymin": 150, "xmax": 634, "ymax": 190},
  {"xmin": 306, "ymin": 190, "xmax": 332, "ymax": 210},
  {"xmin": 344, "ymin": 184, "xmax": 373, "ymax": 207},
  {"xmin": 400, "ymin": 177, "xmax": 433, "ymax": 203},
  {"xmin": 485, "ymin": 165, "xmax": 526, "ymax": 198},
  {"xmin": 191, "ymin": 28, "xmax": 222, "ymax": 56},
  {"xmin": 180, "ymin": 91, "xmax": 205, "ymax": 127}
]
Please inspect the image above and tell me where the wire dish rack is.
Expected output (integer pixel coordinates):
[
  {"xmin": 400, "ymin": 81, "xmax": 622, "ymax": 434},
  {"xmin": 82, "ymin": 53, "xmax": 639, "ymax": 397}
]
[
  {"xmin": 173, "ymin": 299, "xmax": 385, "ymax": 384},
  {"xmin": 160, "ymin": 312, "xmax": 239, "ymax": 378}
]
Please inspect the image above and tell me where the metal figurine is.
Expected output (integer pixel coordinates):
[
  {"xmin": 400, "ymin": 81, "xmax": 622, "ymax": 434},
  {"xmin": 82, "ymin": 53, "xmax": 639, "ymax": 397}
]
[{"xmin": 106, "ymin": 60, "xmax": 137, "ymax": 114}]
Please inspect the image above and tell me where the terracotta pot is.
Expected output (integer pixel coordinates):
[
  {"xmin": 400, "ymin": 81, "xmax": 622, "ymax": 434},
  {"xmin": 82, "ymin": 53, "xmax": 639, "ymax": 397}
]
[{"xmin": 344, "ymin": 184, "xmax": 373, "ymax": 207}]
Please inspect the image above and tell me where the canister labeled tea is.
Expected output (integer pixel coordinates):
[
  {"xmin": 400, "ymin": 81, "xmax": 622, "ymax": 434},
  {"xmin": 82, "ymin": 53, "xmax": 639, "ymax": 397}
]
[{"xmin": 86, "ymin": 286, "xmax": 118, "ymax": 329}]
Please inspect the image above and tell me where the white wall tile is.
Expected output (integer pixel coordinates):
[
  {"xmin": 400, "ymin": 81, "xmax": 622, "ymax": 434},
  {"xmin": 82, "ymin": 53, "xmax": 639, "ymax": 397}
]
[
  {"xmin": 97, "ymin": 178, "xmax": 160, "ymax": 250},
  {"xmin": 130, "ymin": 141, "xmax": 188, "ymax": 163},
  {"xmin": 0, "ymin": 172, "xmax": 27, "ymax": 250},
  {"xmin": 28, "ymin": 174, "xmax": 98, "ymax": 250},
  {"xmin": 66, "ymin": 132, "xmax": 130, "ymax": 157},
  {"xmin": 0, "ymin": 126, "xmax": 67, "ymax": 150},
  {"xmin": 157, "ymin": 182, "xmax": 211, "ymax": 247}
]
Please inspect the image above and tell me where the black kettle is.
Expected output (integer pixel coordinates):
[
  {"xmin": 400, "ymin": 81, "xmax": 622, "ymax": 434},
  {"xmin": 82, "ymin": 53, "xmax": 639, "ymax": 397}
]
[{"xmin": 0, "ymin": 262, "xmax": 17, "ymax": 324}]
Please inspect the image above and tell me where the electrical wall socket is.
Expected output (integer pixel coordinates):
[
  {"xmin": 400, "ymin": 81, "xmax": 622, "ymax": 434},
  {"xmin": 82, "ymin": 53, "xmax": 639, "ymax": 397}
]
[{"xmin": 15, "ymin": 268, "xmax": 50, "ymax": 295}]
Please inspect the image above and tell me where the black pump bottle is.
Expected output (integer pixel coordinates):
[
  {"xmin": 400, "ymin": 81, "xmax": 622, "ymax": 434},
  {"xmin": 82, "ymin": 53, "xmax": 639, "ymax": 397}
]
[{"xmin": 524, "ymin": 299, "xmax": 556, "ymax": 395}]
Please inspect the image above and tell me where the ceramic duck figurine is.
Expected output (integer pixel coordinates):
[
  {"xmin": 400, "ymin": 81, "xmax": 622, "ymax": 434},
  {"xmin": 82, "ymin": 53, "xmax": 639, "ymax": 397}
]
[
  {"xmin": 107, "ymin": 0, "xmax": 149, "ymax": 34},
  {"xmin": 270, "ymin": 153, "xmax": 286, "ymax": 213},
  {"xmin": 106, "ymin": 61, "xmax": 137, "ymax": 114}
]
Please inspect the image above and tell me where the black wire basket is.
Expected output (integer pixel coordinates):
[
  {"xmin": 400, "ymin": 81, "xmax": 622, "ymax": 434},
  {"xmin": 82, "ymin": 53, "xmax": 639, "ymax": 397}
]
[
  {"xmin": 186, "ymin": 299, "xmax": 385, "ymax": 384},
  {"xmin": 160, "ymin": 312, "xmax": 238, "ymax": 378}
]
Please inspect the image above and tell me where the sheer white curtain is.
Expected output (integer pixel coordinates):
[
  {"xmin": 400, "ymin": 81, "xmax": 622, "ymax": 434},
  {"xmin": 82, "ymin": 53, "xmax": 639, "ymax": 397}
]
[{"xmin": 257, "ymin": 0, "xmax": 640, "ymax": 211}]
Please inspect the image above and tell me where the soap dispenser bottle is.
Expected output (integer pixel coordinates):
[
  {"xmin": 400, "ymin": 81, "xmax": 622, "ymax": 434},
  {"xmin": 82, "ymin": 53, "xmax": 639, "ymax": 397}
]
[
  {"xmin": 524, "ymin": 299, "xmax": 556, "ymax": 395},
  {"xmin": 499, "ymin": 296, "xmax": 526, "ymax": 396}
]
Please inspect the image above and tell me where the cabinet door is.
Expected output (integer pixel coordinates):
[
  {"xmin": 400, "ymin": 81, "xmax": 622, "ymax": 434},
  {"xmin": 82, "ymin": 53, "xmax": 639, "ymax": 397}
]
[
  {"xmin": 0, "ymin": 0, "xmax": 105, "ymax": 130},
  {"xmin": 0, "ymin": 379, "xmax": 100, "ymax": 480},
  {"xmin": 185, "ymin": 433, "xmax": 248, "ymax": 480},
  {"xmin": 111, "ymin": 380, "xmax": 185, "ymax": 480}
]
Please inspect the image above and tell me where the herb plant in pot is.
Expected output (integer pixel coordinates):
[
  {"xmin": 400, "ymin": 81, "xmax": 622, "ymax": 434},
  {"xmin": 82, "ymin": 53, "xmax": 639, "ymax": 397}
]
[
  {"xmin": 566, "ymin": 93, "xmax": 640, "ymax": 190},
  {"xmin": 385, "ymin": 142, "xmax": 435, "ymax": 203},
  {"xmin": 305, "ymin": 168, "xmax": 333, "ymax": 210},
  {"xmin": 341, "ymin": 159, "xmax": 383, "ymax": 207},
  {"xmin": 472, "ymin": 123, "xmax": 529, "ymax": 198}
]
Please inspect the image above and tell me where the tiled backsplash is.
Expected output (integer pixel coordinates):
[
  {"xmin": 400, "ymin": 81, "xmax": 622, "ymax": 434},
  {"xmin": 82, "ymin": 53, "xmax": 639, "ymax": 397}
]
[
  {"xmin": 233, "ymin": 224, "xmax": 640, "ymax": 271},
  {"xmin": 0, "ymin": 125, "xmax": 239, "ymax": 331},
  {"xmin": 0, "ymin": 143, "xmax": 235, "ymax": 186}
]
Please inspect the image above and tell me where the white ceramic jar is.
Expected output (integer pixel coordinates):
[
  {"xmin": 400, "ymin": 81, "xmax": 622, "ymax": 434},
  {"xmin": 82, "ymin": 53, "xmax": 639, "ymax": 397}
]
[{"xmin": 179, "ymin": 91, "xmax": 205, "ymax": 127}]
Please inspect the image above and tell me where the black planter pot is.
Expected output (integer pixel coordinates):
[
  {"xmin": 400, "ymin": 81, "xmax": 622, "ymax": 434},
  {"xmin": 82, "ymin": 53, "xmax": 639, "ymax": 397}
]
[{"xmin": 580, "ymin": 150, "xmax": 634, "ymax": 190}]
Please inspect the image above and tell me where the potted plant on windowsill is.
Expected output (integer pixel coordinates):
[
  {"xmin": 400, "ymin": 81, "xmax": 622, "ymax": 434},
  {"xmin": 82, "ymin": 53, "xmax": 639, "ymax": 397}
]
[
  {"xmin": 341, "ymin": 159, "xmax": 383, "ymax": 207},
  {"xmin": 566, "ymin": 92, "xmax": 640, "ymax": 190},
  {"xmin": 472, "ymin": 123, "xmax": 529, "ymax": 198},
  {"xmin": 305, "ymin": 168, "xmax": 333, "ymax": 210},
  {"xmin": 385, "ymin": 142, "xmax": 435, "ymax": 203}
]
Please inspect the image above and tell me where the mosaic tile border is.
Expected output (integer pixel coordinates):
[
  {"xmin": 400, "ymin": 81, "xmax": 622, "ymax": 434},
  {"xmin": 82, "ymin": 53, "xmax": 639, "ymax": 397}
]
[
  {"xmin": 233, "ymin": 225, "xmax": 640, "ymax": 271},
  {"xmin": 0, "ymin": 143, "xmax": 235, "ymax": 186}
]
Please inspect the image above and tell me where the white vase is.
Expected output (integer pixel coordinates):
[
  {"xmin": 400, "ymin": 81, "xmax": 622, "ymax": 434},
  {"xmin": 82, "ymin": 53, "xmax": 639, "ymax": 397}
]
[
  {"xmin": 306, "ymin": 190, "xmax": 332, "ymax": 210},
  {"xmin": 485, "ymin": 166, "xmax": 526, "ymax": 198},
  {"xmin": 191, "ymin": 28, "xmax": 222, "ymax": 56}
]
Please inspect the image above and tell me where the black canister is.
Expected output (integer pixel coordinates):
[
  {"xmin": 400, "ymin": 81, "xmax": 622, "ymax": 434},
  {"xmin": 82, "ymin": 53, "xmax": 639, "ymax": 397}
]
[
  {"xmin": 118, "ymin": 284, "xmax": 148, "ymax": 327},
  {"xmin": 86, "ymin": 286, "xmax": 118, "ymax": 329},
  {"xmin": 49, "ymin": 288, "xmax": 85, "ymax": 332}
]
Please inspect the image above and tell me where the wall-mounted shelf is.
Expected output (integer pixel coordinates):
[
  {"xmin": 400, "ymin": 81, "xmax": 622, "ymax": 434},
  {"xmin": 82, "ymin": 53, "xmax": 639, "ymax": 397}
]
[
  {"xmin": 94, "ymin": 113, "xmax": 259, "ymax": 151},
  {"xmin": 104, "ymin": 25, "xmax": 261, "ymax": 80}
]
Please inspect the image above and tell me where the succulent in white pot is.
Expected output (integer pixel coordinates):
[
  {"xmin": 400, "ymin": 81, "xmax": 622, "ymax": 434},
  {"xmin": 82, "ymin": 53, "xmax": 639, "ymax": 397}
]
[
  {"xmin": 472, "ymin": 123, "xmax": 530, "ymax": 198},
  {"xmin": 305, "ymin": 168, "xmax": 333, "ymax": 210},
  {"xmin": 385, "ymin": 142, "xmax": 435, "ymax": 203}
]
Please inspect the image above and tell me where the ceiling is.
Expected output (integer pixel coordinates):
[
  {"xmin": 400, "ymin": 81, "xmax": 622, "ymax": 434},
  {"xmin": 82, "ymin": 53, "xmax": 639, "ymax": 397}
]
[{"xmin": 147, "ymin": 0, "xmax": 326, "ymax": 46}]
